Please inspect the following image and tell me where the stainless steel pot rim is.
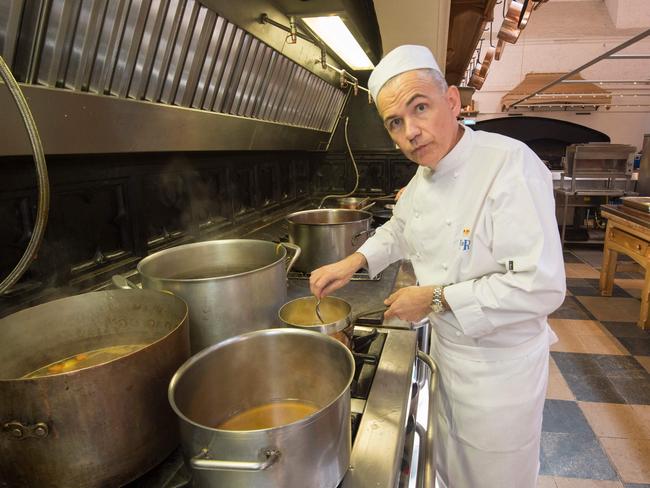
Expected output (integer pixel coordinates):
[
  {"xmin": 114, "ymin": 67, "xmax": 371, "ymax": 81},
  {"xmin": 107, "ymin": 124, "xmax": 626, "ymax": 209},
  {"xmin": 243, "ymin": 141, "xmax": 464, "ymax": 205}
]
[
  {"xmin": 168, "ymin": 328, "xmax": 355, "ymax": 433},
  {"xmin": 0, "ymin": 289, "xmax": 189, "ymax": 383},
  {"xmin": 137, "ymin": 239, "xmax": 289, "ymax": 282},
  {"xmin": 278, "ymin": 296, "xmax": 351, "ymax": 334},
  {"xmin": 337, "ymin": 197, "xmax": 368, "ymax": 203},
  {"xmin": 286, "ymin": 208, "xmax": 373, "ymax": 225}
]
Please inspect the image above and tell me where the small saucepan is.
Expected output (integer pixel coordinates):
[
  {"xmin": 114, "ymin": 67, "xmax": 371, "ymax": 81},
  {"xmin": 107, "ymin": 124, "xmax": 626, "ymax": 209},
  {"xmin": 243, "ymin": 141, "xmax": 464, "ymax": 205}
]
[{"xmin": 278, "ymin": 296, "xmax": 386, "ymax": 350}]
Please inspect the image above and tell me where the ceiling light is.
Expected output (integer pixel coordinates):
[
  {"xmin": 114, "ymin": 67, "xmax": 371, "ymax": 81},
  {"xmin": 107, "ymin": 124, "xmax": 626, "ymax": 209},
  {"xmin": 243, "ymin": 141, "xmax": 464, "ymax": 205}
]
[{"xmin": 302, "ymin": 16, "xmax": 374, "ymax": 70}]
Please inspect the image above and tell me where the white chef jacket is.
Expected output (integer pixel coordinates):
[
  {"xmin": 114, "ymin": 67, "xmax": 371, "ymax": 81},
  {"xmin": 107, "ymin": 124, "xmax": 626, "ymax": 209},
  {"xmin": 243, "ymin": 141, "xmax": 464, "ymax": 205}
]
[{"xmin": 357, "ymin": 125, "xmax": 566, "ymax": 347}]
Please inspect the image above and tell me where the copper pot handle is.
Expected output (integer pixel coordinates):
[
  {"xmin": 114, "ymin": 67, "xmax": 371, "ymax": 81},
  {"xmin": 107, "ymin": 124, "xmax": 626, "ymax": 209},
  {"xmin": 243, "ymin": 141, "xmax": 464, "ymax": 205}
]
[
  {"xmin": 191, "ymin": 447, "xmax": 281, "ymax": 472},
  {"xmin": 3, "ymin": 421, "xmax": 49, "ymax": 440}
]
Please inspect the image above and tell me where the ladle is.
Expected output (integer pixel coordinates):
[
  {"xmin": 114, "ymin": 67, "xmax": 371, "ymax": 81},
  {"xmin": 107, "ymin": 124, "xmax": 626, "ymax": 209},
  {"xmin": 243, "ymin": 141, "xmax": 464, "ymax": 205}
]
[{"xmin": 315, "ymin": 298, "xmax": 325, "ymax": 323}]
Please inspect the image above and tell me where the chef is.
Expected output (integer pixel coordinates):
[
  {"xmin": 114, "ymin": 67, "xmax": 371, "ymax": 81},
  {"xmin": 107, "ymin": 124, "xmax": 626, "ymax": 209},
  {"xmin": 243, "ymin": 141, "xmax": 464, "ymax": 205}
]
[{"xmin": 310, "ymin": 45, "xmax": 566, "ymax": 488}]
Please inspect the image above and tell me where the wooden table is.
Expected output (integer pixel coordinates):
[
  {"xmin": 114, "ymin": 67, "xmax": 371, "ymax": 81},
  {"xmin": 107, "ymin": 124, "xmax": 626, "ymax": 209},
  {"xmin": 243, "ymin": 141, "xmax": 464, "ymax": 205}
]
[{"xmin": 599, "ymin": 204, "xmax": 650, "ymax": 330}]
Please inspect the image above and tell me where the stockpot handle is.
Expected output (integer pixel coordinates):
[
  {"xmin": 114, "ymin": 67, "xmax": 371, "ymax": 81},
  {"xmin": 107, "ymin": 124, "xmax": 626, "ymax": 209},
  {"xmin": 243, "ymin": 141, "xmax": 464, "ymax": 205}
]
[
  {"xmin": 111, "ymin": 275, "xmax": 139, "ymax": 289},
  {"xmin": 414, "ymin": 350, "xmax": 437, "ymax": 488},
  {"xmin": 279, "ymin": 242, "xmax": 301, "ymax": 275},
  {"xmin": 351, "ymin": 229, "xmax": 375, "ymax": 246},
  {"xmin": 191, "ymin": 448, "xmax": 281, "ymax": 472}
]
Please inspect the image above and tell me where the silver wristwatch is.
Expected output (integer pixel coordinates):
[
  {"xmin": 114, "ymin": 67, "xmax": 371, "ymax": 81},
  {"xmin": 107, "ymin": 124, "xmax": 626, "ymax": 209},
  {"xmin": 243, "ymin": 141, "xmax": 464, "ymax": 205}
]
[{"xmin": 430, "ymin": 285, "xmax": 446, "ymax": 313}]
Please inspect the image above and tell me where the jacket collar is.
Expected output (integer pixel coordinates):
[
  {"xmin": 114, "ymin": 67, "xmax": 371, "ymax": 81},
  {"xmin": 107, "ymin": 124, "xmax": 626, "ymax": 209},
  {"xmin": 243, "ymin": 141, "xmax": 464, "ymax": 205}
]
[{"xmin": 423, "ymin": 124, "xmax": 473, "ymax": 179}]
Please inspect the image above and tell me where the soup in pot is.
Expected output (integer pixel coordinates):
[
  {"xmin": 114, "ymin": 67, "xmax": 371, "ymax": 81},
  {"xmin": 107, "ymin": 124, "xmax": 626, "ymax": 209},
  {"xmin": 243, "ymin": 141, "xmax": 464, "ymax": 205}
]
[
  {"xmin": 217, "ymin": 400, "xmax": 319, "ymax": 430},
  {"xmin": 23, "ymin": 344, "xmax": 146, "ymax": 378}
]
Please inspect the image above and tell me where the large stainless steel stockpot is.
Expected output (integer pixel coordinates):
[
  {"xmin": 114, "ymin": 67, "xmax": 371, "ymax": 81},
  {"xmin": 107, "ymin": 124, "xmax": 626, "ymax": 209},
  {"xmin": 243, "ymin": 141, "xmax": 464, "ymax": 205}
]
[
  {"xmin": 169, "ymin": 328, "xmax": 355, "ymax": 488},
  {"xmin": 286, "ymin": 209, "xmax": 373, "ymax": 272},
  {"xmin": 137, "ymin": 239, "xmax": 299, "ymax": 353},
  {"xmin": 0, "ymin": 290, "xmax": 190, "ymax": 488}
]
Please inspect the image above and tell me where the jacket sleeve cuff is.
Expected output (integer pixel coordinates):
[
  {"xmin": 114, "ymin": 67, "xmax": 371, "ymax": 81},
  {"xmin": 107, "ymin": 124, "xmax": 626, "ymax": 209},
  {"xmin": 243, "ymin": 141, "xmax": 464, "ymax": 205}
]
[
  {"xmin": 356, "ymin": 242, "xmax": 387, "ymax": 279},
  {"xmin": 443, "ymin": 280, "xmax": 495, "ymax": 338}
]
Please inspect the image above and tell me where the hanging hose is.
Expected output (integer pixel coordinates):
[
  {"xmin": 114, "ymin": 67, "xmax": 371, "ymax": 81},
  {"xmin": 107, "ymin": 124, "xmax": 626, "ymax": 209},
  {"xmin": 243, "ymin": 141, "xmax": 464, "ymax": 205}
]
[
  {"xmin": 0, "ymin": 55, "xmax": 49, "ymax": 294},
  {"xmin": 318, "ymin": 116, "xmax": 359, "ymax": 209}
]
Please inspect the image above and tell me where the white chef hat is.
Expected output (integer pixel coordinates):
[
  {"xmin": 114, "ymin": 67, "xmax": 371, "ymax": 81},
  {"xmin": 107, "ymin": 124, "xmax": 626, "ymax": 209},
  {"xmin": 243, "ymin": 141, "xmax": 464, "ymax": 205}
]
[{"xmin": 367, "ymin": 45, "xmax": 442, "ymax": 102}]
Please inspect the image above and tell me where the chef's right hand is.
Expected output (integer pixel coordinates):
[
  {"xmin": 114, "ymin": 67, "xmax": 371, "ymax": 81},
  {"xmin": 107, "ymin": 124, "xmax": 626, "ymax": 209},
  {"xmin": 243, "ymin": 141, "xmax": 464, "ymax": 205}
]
[{"xmin": 310, "ymin": 252, "xmax": 368, "ymax": 299}]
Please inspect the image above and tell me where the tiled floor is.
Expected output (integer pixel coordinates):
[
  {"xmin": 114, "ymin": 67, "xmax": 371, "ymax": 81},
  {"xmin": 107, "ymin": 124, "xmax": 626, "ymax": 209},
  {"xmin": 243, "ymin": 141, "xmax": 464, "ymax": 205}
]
[{"xmin": 538, "ymin": 249, "xmax": 650, "ymax": 488}]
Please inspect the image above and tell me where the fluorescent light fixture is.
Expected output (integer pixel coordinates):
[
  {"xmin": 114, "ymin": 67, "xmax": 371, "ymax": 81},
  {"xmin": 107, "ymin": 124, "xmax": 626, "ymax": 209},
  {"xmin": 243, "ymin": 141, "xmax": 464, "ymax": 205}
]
[{"xmin": 302, "ymin": 16, "xmax": 374, "ymax": 70}]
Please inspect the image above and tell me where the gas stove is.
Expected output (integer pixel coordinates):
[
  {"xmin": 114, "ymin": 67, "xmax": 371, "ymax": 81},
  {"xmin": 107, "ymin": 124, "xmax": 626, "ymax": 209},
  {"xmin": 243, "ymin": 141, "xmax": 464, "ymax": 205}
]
[{"xmin": 122, "ymin": 209, "xmax": 429, "ymax": 487}]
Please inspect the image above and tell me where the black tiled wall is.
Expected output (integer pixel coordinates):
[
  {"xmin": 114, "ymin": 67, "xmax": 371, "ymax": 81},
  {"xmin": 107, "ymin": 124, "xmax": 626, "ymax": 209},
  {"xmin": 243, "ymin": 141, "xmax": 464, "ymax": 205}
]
[{"xmin": 1, "ymin": 149, "xmax": 417, "ymax": 314}]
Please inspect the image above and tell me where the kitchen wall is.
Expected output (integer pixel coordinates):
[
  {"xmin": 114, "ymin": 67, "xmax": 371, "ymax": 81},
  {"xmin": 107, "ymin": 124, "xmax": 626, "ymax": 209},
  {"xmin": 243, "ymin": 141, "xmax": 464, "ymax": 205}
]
[
  {"xmin": 473, "ymin": 0, "xmax": 650, "ymax": 150},
  {"xmin": 323, "ymin": 80, "xmax": 417, "ymax": 196}
]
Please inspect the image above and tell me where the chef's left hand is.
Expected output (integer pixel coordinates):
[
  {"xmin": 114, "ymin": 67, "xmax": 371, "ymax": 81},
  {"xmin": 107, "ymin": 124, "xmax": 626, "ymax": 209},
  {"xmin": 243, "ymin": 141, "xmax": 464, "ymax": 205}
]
[{"xmin": 383, "ymin": 286, "xmax": 433, "ymax": 322}]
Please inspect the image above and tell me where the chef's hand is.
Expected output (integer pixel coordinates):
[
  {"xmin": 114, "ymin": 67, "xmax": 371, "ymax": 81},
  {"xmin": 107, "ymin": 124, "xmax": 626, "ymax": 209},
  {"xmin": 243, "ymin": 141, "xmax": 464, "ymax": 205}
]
[
  {"xmin": 395, "ymin": 187, "xmax": 406, "ymax": 201},
  {"xmin": 383, "ymin": 286, "xmax": 434, "ymax": 322},
  {"xmin": 310, "ymin": 252, "xmax": 367, "ymax": 299}
]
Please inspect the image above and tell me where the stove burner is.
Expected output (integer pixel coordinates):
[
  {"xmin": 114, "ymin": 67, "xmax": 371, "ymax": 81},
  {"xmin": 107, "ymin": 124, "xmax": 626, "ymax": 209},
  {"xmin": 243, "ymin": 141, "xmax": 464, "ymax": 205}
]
[
  {"xmin": 351, "ymin": 328, "xmax": 379, "ymax": 352},
  {"xmin": 350, "ymin": 329, "xmax": 385, "ymax": 401},
  {"xmin": 287, "ymin": 270, "xmax": 382, "ymax": 281}
]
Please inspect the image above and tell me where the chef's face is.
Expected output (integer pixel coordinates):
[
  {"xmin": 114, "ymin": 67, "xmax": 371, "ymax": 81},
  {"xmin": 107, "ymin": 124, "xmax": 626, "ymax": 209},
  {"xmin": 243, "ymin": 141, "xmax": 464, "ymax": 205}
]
[{"xmin": 377, "ymin": 70, "xmax": 462, "ymax": 169}]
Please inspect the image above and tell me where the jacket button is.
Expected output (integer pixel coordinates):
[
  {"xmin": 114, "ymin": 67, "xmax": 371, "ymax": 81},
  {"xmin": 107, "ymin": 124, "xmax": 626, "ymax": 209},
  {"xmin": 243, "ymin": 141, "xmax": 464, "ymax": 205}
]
[
  {"xmin": 442, "ymin": 263, "xmax": 448, "ymax": 270},
  {"xmin": 445, "ymin": 219, "xmax": 451, "ymax": 225},
  {"xmin": 455, "ymin": 331, "xmax": 461, "ymax": 337}
]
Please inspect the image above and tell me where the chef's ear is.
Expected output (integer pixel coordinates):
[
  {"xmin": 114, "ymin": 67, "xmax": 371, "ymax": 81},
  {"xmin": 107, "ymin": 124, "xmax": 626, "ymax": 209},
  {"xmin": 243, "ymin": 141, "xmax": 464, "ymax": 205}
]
[{"xmin": 446, "ymin": 86, "xmax": 462, "ymax": 117}]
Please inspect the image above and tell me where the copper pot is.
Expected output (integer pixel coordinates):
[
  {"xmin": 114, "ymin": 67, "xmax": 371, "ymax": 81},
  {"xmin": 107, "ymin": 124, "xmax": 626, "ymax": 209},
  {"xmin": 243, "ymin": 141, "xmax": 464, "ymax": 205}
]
[
  {"xmin": 478, "ymin": 47, "xmax": 495, "ymax": 78},
  {"xmin": 0, "ymin": 290, "xmax": 191, "ymax": 487},
  {"xmin": 498, "ymin": 0, "xmax": 523, "ymax": 44},
  {"xmin": 469, "ymin": 66, "xmax": 486, "ymax": 90},
  {"xmin": 519, "ymin": 0, "xmax": 535, "ymax": 29}
]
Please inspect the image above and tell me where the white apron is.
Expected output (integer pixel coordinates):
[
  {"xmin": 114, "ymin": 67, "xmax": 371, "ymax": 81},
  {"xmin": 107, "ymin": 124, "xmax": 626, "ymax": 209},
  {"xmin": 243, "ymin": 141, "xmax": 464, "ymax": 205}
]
[{"xmin": 431, "ymin": 326, "xmax": 552, "ymax": 488}]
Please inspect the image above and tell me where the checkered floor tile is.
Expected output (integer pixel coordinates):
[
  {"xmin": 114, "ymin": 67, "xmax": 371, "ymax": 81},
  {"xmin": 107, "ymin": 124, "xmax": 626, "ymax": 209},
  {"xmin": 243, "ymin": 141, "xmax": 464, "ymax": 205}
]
[{"xmin": 539, "ymin": 249, "xmax": 650, "ymax": 488}]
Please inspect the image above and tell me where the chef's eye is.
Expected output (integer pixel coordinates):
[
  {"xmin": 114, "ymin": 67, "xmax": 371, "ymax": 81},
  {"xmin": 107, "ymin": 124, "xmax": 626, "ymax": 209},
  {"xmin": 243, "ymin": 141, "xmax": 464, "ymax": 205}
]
[
  {"xmin": 415, "ymin": 103, "xmax": 427, "ymax": 113},
  {"xmin": 388, "ymin": 118, "xmax": 402, "ymax": 131}
]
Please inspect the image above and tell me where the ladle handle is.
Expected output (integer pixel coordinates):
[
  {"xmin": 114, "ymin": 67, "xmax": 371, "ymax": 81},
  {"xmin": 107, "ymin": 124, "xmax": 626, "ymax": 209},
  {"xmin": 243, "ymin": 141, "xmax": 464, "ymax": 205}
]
[{"xmin": 191, "ymin": 448, "xmax": 280, "ymax": 472}]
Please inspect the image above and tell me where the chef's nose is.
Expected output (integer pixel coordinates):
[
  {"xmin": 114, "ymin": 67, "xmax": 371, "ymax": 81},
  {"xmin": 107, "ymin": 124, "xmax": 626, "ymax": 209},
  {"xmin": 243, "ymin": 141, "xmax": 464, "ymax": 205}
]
[{"xmin": 405, "ymin": 118, "xmax": 421, "ymax": 143}]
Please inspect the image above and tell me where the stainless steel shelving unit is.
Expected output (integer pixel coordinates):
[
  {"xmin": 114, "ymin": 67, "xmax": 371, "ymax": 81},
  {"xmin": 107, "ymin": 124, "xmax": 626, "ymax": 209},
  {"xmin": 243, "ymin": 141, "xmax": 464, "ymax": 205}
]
[{"xmin": 556, "ymin": 143, "xmax": 637, "ymax": 246}]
